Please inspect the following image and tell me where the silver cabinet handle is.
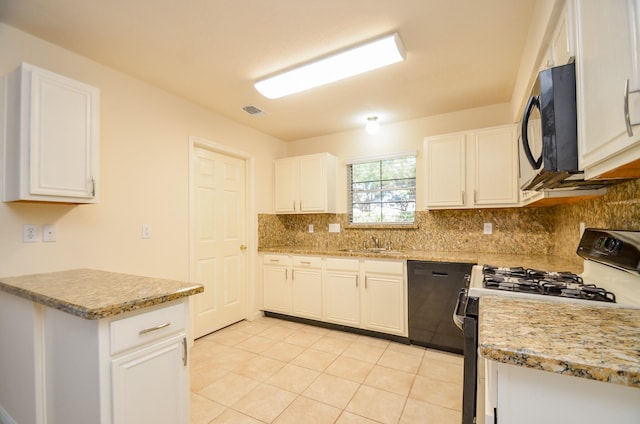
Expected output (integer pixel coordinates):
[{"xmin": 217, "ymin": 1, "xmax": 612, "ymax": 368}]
[
  {"xmin": 90, "ymin": 177, "xmax": 96, "ymax": 197},
  {"xmin": 461, "ymin": 190, "xmax": 465, "ymax": 204},
  {"xmin": 293, "ymin": 200, "xmax": 296, "ymax": 211},
  {"xmin": 139, "ymin": 322, "xmax": 170, "ymax": 335},
  {"xmin": 364, "ymin": 276, "xmax": 368, "ymax": 289},
  {"xmin": 355, "ymin": 275, "xmax": 359, "ymax": 288},
  {"xmin": 182, "ymin": 337, "xmax": 188, "ymax": 366},
  {"xmin": 270, "ymin": 259, "xmax": 280, "ymax": 262},
  {"xmin": 624, "ymin": 79, "xmax": 640, "ymax": 137},
  {"xmin": 300, "ymin": 261, "xmax": 311, "ymax": 265},
  {"xmin": 285, "ymin": 269, "xmax": 288, "ymax": 280},
  {"xmin": 292, "ymin": 269, "xmax": 295, "ymax": 280},
  {"xmin": 474, "ymin": 190, "xmax": 478, "ymax": 203}
]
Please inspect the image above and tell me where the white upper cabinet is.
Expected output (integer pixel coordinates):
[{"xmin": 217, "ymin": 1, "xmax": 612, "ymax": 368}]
[
  {"xmin": 546, "ymin": 4, "xmax": 574, "ymax": 69},
  {"xmin": 3, "ymin": 63, "xmax": 100, "ymax": 203},
  {"xmin": 425, "ymin": 124, "xmax": 518, "ymax": 209},
  {"xmin": 274, "ymin": 152, "xmax": 336, "ymax": 214},
  {"xmin": 575, "ymin": 0, "xmax": 640, "ymax": 179},
  {"xmin": 424, "ymin": 133, "xmax": 466, "ymax": 208}
]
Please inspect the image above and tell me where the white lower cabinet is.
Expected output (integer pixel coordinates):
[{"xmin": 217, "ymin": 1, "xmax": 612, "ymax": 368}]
[
  {"xmin": 0, "ymin": 291, "xmax": 190, "ymax": 424},
  {"xmin": 261, "ymin": 254, "xmax": 406, "ymax": 337},
  {"xmin": 109, "ymin": 302, "xmax": 189, "ymax": 423},
  {"xmin": 324, "ymin": 258, "xmax": 361, "ymax": 327},
  {"xmin": 362, "ymin": 260, "xmax": 406, "ymax": 336},
  {"xmin": 485, "ymin": 360, "xmax": 640, "ymax": 423},
  {"xmin": 291, "ymin": 256, "xmax": 322, "ymax": 320},
  {"xmin": 262, "ymin": 254, "xmax": 292, "ymax": 314},
  {"xmin": 111, "ymin": 334, "xmax": 188, "ymax": 423}
]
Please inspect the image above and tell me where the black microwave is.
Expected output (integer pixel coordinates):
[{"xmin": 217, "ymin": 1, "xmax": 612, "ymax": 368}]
[{"xmin": 520, "ymin": 62, "xmax": 606, "ymax": 191}]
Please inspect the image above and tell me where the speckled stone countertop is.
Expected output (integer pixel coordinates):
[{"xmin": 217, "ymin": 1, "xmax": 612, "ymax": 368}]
[
  {"xmin": 0, "ymin": 269, "xmax": 204, "ymax": 320},
  {"xmin": 258, "ymin": 246, "xmax": 583, "ymax": 273},
  {"xmin": 478, "ymin": 295, "xmax": 640, "ymax": 388}
]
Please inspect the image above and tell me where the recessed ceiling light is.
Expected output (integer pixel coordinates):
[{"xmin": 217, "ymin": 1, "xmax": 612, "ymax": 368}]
[{"xmin": 255, "ymin": 33, "xmax": 405, "ymax": 99}]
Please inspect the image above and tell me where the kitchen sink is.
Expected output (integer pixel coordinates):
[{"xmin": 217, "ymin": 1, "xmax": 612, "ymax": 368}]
[{"xmin": 337, "ymin": 248, "xmax": 403, "ymax": 255}]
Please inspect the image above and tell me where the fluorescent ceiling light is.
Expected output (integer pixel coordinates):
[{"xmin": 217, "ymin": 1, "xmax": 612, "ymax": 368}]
[{"xmin": 255, "ymin": 33, "xmax": 405, "ymax": 99}]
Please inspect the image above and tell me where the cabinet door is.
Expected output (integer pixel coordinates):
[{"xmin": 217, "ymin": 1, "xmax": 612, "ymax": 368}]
[
  {"xmin": 274, "ymin": 157, "xmax": 298, "ymax": 213},
  {"xmin": 291, "ymin": 268, "xmax": 322, "ymax": 319},
  {"xmin": 299, "ymin": 154, "xmax": 327, "ymax": 212},
  {"xmin": 262, "ymin": 266, "xmax": 291, "ymax": 313},
  {"xmin": 424, "ymin": 133, "xmax": 466, "ymax": 207},
  {"xmin": 576, "ymin": 0, "xmax": 640, "ymax": 175},
  {"xmin": 472, "ymin": 125, "xmax": 518, "ymax": 206},
  {"xmin": 4, "ymin": 63, "xmax": 99, "ymax": 203},
  {"xmin": 324, "ymin": 271, "xmax": 360, "ymax": 327},
  {"xmin": 111, "ymin": 335, "xmax": 188, "ymax": 424},
  {"xmin": 363, "ymin": 273, "xmax": 405, "ymax": 336}
]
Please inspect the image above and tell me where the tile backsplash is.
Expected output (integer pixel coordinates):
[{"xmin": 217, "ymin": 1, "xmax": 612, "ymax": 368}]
[{"xmin": 259, "ymin": 178, "xmax": 640, "ymax": 264}]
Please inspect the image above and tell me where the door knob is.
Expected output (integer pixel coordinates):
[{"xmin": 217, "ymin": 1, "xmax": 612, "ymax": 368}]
[{"xmin": 240, "ymin": 245, "xmax": 247, "ymax": 251}]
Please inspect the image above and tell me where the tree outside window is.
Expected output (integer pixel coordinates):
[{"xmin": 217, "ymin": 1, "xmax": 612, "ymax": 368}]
[{"xmin": 348, "ymin": 156, "xmax": 416, "ymax": 224}]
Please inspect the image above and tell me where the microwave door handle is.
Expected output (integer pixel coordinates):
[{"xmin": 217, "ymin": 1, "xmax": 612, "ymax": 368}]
[{"xmin": 521, "ymin": 95, "xmax": 543, "ymax": 169}]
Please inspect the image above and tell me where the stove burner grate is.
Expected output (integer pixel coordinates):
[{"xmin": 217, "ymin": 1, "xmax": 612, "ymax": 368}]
[{"xmin": 482, "ymin": 265, "xmax": 616, "ymax": 303}]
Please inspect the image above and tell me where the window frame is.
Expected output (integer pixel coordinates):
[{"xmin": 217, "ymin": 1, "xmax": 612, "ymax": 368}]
[{"xmin": 346, "ymin": 153, "xmax": 417, "ymax": 226}]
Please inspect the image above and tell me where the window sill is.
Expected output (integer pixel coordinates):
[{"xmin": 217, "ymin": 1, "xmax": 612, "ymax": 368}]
[{"xmin": 344, "ymin": 223, "xmax": 418, "ymax": 230}]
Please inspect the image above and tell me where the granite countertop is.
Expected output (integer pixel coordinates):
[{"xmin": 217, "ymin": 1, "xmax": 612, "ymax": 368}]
[
  {"xmin": 478, "ymin": 295, "xmax": 640, "ymax": 388},
  {"xmin": 0, "ymin": 269, "xmax": 204, "ymax": 320},
  {"xmin": 258, "ymin": 246, "xmax": 583, "ymax": 273}
]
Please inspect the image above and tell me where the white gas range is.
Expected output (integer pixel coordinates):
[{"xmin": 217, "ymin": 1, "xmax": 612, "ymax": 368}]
[{"xmin": 456, "ymin": 229, "xmax": 640, "ymax": 424}]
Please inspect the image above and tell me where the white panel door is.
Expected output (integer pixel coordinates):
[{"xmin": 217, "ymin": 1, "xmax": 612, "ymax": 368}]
[{"xmin": 192, "ymin": 147, "xmax": 247, "ymax": 338}]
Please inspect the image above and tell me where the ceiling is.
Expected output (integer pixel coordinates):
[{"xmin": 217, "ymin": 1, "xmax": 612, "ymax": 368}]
[{"xmin": 0, "ymin": 0, "xmax": 536, "ymax": 141}]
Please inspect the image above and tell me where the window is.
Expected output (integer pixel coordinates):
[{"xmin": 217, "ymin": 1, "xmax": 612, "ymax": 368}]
[{"xmin": 347, "ymin": 155, "xmax": 416, "ymax": 224}]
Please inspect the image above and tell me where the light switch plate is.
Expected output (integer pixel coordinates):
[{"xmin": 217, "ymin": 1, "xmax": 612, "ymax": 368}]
[
  {"xmin": 142, "ymin": 224, "xmax": 152, "ymax": 239},
  {"xmin": 483, "ymin": 222, "xmax": 493, "ymax": 235}
]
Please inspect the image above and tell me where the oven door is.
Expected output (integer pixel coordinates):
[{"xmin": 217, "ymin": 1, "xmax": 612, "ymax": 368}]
[{"xmin": 462, "ymin": 296, "xmax": 479, "ymax": 424}]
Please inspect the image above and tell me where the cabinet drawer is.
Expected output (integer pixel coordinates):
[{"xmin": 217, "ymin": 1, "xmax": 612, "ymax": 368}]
[
  {"xmin": 364, "ymin": 260, "xmax": 404, "ymax": 275},
  {"xmin": 292, "ymin": 255, "xmax": 322, "ymax": 268},
  {"xmin": 110, "ymin": 301, "xmax": 186, "ymax": 355},
  {"xmin": 326, "ymin": 257, "xmax": 360, "ymax": 272},
  {"xmin": 263, "ymin": 254, "xmax": 291, "ymax": 266}
]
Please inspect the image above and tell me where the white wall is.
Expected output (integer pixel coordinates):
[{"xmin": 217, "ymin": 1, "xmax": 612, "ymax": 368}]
[
  {"xmin": 287, "ymin": 102, "xmax": 513, "ymax": 211},
  {"xmin": 0, "ymin": 23, "xmax": 287, "ymax": 279}
]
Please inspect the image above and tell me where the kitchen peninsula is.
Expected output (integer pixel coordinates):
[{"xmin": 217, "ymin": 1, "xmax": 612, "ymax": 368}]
[
  {"xmin": 479, "ymin": 295, "xmax": 640, "ymax": 423},
  {"xmin": 0, "ymin": 269, "xmax": 203, "ymax": 424}
]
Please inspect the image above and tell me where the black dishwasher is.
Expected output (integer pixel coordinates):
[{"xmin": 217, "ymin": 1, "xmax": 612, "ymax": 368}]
[{"xmin": 407, "ymin": 260, "xmax": 473, "ymax": 354}]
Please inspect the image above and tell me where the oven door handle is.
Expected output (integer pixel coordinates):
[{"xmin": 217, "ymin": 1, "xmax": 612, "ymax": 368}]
[{"xmin": 453, "ymin": 288, "xmax": 468, "ymax": 330}]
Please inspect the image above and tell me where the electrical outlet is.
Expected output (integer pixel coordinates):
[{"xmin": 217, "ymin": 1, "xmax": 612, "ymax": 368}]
[
  {"xmin": 43, "ymin": 224, "xmax": 56, "ymax": 242},
  {"xmin": 308, "ymin": 224, "xmax": 314, "ymax": 233},
  {"xmin": 23, "ymin": 224, "xmax": 39, "ymax": 243},
  {"xmin": 142, "ymin": 224, "xmax": 152, "ymax": 239},
  {"xmin": 328, "ymin": 223, "xmax": 340, "ymax": 233},
  {"xmin": 483, "ymin": 222, "xmax": 493, "ymax": 235}
]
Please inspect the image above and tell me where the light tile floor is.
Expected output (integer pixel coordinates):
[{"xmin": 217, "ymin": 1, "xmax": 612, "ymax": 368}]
[{"xmin": 190, "ymin": 316, "xmax": 463, "ymax": 424}]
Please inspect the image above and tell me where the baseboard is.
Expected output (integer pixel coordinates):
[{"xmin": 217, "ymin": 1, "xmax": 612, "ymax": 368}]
[{"xmin": 262, "ymin": 311, "xmax": 410, "ymax": 344}]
